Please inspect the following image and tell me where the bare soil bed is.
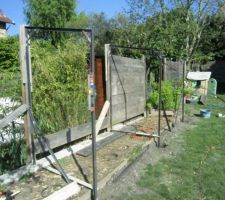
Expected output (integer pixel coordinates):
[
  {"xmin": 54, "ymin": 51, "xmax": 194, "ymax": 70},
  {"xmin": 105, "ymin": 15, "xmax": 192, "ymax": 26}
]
[{"xmin": 2, "ymin": 113, "xmax": 171, "ymax": 200}]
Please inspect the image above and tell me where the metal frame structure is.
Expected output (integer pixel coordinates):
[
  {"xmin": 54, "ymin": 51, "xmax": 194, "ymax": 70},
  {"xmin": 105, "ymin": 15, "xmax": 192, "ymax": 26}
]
[
  {"xmin": 19, "ymin": 25, "xmax": 97, "ymax": 200},
  {"xmin": 105, "ymin": 44, "xmax": 185, "ymax": 147}
]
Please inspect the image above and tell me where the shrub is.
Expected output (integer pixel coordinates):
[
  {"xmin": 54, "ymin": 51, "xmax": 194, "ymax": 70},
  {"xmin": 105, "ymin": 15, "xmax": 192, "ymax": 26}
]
[
  {"xmin": 0, "ymin": 140, "xmax": 26, "ymax": 175},
  {"xmin": 31, "ymin": 38, "xmax": 89, "ymax": 134},
  {"xmin": 0, "ymin": 36, "xmax": 21, "ymax": 99},
  {"xmin": 148, "ymin": 80, "xmax": 181, "ymax": 110}
]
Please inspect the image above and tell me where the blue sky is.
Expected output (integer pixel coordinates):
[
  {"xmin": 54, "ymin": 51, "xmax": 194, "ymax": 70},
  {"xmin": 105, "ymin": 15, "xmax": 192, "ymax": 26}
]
[{"xmin": 1, "ymin": 0, "xmax": 128, "ymax": 36}]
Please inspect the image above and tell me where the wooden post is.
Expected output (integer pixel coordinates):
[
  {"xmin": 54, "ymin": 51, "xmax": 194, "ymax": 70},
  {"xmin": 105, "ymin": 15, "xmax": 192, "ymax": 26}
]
[
  {"xmin": 19, "ymin": 25, "xmax": 35, "ymax": 164},
  {"xmin": 105, "ymin": 44, "xmax": 112, "ymax": 130}
]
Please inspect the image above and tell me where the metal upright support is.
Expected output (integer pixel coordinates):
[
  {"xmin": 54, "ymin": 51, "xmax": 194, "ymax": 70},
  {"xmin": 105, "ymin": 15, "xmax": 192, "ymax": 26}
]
[
  {"xmin": 90, "ymin": 30, "xmax": 97, "ymax": 200},
  {"xmin": 158, "ymin": 58, "xmax": 163, "ymax": 148},
  {"xmin": 182, "ymin": 61, "xmax": 186, "ymax": 122},
  {"xmin": 161, "ymin": 100, "xmax": 171, "ymax": 132}
]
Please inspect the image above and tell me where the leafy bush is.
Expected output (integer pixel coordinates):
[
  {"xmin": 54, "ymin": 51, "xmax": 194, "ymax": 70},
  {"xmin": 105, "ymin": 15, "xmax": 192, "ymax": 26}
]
[
  {"xmin": 148, "ymin": 81, "xmax": 181, "ymax": 110},
  {"xmin": 31, "ymin": 38, "xmax": 89, "ymax": 134},
  {"xmin": 0, "ymin": 37, "xmax": 21, "ymax": 99},
  {"xmin": 0, "ymin": 140, "xmax": 26, "ymax": 175}
]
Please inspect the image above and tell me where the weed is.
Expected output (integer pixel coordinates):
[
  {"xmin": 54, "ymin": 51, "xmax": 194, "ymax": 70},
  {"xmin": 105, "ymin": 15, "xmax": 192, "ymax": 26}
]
[{"xmin": 128, "ymin": 145, "xmax": 143, "ymax": 163}]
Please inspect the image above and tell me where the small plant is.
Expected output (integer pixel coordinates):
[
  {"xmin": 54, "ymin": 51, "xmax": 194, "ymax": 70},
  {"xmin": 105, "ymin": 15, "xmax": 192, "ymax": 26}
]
[
  {"xmin": 129, "ymin": 144, "xmax": 142, "ymax": 163},
  {"xmin": 0, "ymin": 184, "xmax": 6, "ymax": 193},
  {"xmin": 147, "ymin": 81, "xmax": 182, "ymax": 110}
]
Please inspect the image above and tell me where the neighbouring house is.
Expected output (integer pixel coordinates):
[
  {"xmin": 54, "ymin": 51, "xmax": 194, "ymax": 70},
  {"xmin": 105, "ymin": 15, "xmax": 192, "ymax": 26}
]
[{"xmin": 0, "ymin": 9, "xmax": 15, "ymax": 37}]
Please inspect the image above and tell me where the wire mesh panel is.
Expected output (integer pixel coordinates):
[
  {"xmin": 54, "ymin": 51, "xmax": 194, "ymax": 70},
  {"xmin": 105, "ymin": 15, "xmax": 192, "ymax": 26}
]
[
  {"xmin": 27, "ymin": 29, "xmax": 90, "ymax": 135},
  {"xmin": 108, "ymin": 55, "xmax": 146, "ymax": 124},
  {"xmin": 164, "ymin": 60, "xmax": 183, "ymax": 83}
]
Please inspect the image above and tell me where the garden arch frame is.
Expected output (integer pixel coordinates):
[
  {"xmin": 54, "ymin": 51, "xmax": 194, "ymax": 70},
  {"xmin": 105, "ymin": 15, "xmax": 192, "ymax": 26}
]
[
  {"xmin": 19, "ymin": 25, "xmax": 98, "ymax": 199},
  {"xmin": 105, "ymin": 44, "xmax": 186, "ymax": 147}
]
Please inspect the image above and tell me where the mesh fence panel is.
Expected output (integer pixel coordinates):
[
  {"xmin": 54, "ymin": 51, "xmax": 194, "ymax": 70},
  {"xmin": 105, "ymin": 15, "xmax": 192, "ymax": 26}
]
[{"xmin": 28, "ymin": 30, "xmax": 90, "ymax": 134}]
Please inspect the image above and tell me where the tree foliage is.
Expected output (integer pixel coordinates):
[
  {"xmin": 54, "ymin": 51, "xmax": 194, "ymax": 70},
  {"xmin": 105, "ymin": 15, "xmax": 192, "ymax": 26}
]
[
  {"xmin": 0, "ymin": 37, "xmax": 19, "ymax": 72},
  {"xmin": 120, "ymin": 0, "xmax": 225, "ymax": 64},
  {"xmin": 24, "ymin": 0, "xmax": 77, "ymax": 45},
  {"xmin": 24, "ymin": 0, "xmax": 76, "ymax": 28}
]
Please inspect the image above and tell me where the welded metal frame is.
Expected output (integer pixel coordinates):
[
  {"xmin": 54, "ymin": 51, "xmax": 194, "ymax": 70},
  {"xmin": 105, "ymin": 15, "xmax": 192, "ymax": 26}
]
[
  {"xmin": 107, "ymin": 44, "xmax": 165, "ymax": 147},
  {"xmin": 106, "ymin": 45, "xmax": 186, "ymax": 148},
  {"xmin": 21, "ymin": 26, "xmax": 97, "ymax": 200}
]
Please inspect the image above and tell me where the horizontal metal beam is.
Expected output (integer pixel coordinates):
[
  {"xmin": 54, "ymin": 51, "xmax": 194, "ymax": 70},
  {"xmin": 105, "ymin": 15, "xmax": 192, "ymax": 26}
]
[
  {"xmin": 25, "ymin": 26, "xmax": 92, "ymax": 33},
  {"xmin": 109, "ymin": 44, "xmax": 165, "ymax": 58},
  {"xmin": 0, "ymin": 104, "xmax": 29, "ymax": 130}
]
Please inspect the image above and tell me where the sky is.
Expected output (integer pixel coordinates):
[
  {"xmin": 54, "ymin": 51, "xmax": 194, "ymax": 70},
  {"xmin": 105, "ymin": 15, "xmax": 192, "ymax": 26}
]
[{"xmin": 1, "ymin": 0, "xmax": 128, "ymax": 36}]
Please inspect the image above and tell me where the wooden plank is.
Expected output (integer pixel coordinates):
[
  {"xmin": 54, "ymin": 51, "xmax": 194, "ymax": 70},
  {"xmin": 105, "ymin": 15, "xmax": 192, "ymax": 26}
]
[
  {"xmin": 43, "ymin": 181, "xmax": 80, "ymax": 200},
  {"xmin": 111, "ymin": 75, "xmax": 145, "ymax": 87},
  {"xmin": 44, "ymin": 166, "xmax": 92, "ymax": 189},
  {"xmin": 111, "ymin": 85, "xmax": 145, "ymax": 96},
  {"xmin": 112, "ymin": 99, "xmax": 145, "ymax": 114},
  {"xmin": 76, "ymin": 132, "xmax": 126, "ymax": 157},
  {"xmin": 0, "ymin": 104, "xmax": 28, "ymax": 130},
  {"xmin": 112, "ymin": 103, "xmax": 145, "ymax": 125},
  {"xmin": 112, "ymin": 92, "xmax": 145, "ymax": 106},
  {"xmin": 110, "ymin": 55, "xmax": 145, "ymax": 69},
  {"xmin": 34, "ymin": 117, "xmax": 109, "ymax": 154},
  {"xmin": 96, "ymin": 101, "xmax": 110, "ymax": 135}
]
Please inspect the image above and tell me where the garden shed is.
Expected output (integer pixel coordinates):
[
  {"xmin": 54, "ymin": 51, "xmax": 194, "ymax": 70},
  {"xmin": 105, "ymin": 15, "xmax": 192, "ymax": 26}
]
[{"xmin": 187, "ymin": 71, "xmax": 211, "ymax": 95}]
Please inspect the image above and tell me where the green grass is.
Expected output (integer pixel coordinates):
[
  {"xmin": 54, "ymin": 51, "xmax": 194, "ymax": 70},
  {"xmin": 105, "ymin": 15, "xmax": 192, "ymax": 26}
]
[{"xmin": 119, "ymin": 95, "xmax": 225, "ymax": 200}]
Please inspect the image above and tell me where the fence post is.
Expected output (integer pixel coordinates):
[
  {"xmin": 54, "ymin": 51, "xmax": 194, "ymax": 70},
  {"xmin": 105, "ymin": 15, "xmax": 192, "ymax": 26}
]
[
  {"xmin": 104, "ymin": 44, "xmax": 112, "ymax": 130},
  {"xmin": 19, "ymin": 25, "xmax": 35, "ymax": 164}
]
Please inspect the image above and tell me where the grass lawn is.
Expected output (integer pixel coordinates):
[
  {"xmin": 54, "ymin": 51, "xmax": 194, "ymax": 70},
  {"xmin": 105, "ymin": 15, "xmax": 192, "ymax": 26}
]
[{"xmin": 119, "ymin": 95, "xmax": 225, "ymax": 200}]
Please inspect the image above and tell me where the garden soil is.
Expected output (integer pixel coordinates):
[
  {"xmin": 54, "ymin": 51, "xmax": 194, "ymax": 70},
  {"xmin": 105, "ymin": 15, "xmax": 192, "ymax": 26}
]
[{"xmin": 2, "ymin": 112, "xmax": 187, "ymax": 200}]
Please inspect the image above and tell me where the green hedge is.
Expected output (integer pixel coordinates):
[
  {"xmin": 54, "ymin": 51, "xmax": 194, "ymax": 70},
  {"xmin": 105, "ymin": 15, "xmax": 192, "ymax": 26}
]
[{"xmin": 31, "ymin": 39, "xmax": 89, "ymax": 134}]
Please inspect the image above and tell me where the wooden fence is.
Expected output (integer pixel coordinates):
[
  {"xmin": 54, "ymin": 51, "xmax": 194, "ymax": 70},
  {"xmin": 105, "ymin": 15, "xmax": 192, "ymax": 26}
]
[{"xmin": 108, "ymin": 55, "xmax": 146, "ymax": 125}]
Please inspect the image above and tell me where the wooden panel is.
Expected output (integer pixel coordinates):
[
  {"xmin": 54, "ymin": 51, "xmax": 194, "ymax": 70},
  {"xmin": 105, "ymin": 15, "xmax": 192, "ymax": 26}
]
[
  {"xmin": 109, "ymin": 55, "xmax": 146, "ymax": 124},
  {"xmin": 110, "ymin": 55, "xmax": 145, "ymax": 70},
  {"xmin": 111, "ymin": 74, "xmax": 145, "ymax": 86},
  {"xmin": 34, "ymin": 117, "xmax": 109, "ymax": 154},
  {"xmin": 112, "ymin": 100, "xmax": 145, "ymax": 124},
  {"xmin": 95, "ymin": 57, "xmax": 106, "ymax": 116},
  {"xmin": 111, "ymin": 85, "xmax": 145, "ymax": 96},
  {"xmin": 112, "ymin": 90, "xmax": 145, "ymax": 105},
  {"xmin": 0, "ymin": 104, "xmax": 28, "ymax": 130}
]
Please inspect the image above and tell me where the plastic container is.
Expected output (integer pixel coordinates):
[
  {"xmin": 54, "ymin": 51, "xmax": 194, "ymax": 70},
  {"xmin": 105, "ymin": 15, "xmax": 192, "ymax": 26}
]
[
  {"xmin": 208, "ymin": 78, "xmax": 217, "ymax": 96},
  {"xmin": 200, "ymin": 109, "xmax": 211, "ymax": 118}
]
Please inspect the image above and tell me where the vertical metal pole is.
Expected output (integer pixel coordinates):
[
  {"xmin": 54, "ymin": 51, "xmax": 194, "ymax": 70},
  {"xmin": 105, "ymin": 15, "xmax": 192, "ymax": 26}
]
[
  {"xmin": 143, "ymin": 56, "xmax": 147, "ymax": 117},
  {"xmin": 182, "ymin": 61, "xmax": 186, "ymax": 122},
  {"xmin": 158, "ymin": 58, "xmax": 163, "ymax": 148},
  {"xmin": 145, "ymin": 67, "xmax": 150, "ymax": 117},
  {"xmin": 91, "ymin": 30, "xmax": 97, "ymax": 200}
]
